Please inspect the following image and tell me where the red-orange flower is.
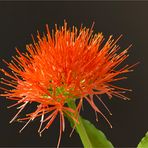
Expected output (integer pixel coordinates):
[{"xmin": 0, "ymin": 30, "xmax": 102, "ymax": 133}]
[{"xmin": 0, "ymin": 21, "xmax": 137, "ymax": 147}]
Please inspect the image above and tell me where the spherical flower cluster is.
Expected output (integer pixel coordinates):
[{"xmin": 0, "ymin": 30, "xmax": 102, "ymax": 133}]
[{"xmin": 0, "ymin": 21, "xmax": 136, "ymax": 147}]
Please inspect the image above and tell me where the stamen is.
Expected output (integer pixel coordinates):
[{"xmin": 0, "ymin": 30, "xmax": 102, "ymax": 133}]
[{"xmin": 9, "ymin": 101, "xmax": 28, "ymax": 123}]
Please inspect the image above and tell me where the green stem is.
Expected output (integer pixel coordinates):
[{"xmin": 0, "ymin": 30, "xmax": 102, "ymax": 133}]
[{"xmin": 67, "ymin": 100, "xmax": 93, "ymax": 148}]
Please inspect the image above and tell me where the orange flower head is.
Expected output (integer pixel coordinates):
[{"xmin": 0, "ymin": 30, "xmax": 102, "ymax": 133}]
[{"xmin": 0, "ymin": 21, "xmax": 137, "ymax": 147}]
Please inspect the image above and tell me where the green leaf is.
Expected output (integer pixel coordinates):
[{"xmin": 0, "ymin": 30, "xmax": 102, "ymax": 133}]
[
  {"xmin": 66, "ymin": 100, "xmax": 113, "ymax": 147},
  {"xmin": 79, "ymin": 117, "xmax": 114, "ymax": 148},
  {"xmin": 138, "ymin": 132, "xmax": 148, "ymax": 148}
]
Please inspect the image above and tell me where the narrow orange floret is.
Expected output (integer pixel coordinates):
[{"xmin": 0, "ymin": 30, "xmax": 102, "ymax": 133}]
[{"xmin": 0, "ymin": 21, "xmax": 137, "ymax": 147}]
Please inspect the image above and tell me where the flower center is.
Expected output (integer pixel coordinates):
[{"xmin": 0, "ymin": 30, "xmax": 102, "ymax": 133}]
[{"xmin": 42, "ymin": 86, "xmax": 77, "ymax": 103}]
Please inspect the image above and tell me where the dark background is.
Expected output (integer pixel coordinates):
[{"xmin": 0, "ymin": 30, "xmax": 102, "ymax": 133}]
[{"xmin": 0, "ymin": 1, "xmax": 147, "ymax": 147}]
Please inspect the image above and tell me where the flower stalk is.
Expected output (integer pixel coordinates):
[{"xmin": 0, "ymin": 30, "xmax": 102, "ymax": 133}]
[{"xmin": 67, "ymin": 100, "xmax": 93, "ymax": 148}]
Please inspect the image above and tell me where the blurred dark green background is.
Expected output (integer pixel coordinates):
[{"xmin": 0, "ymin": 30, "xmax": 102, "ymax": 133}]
[{"xmin": 0, "ymin": 1, "xmax": 147, "ymax": 147}]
